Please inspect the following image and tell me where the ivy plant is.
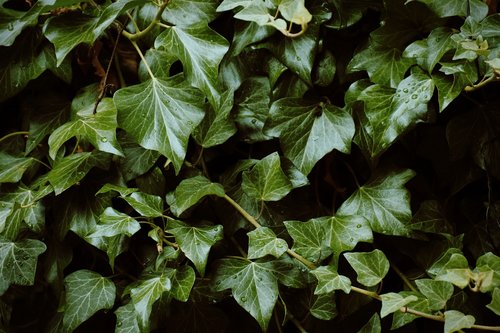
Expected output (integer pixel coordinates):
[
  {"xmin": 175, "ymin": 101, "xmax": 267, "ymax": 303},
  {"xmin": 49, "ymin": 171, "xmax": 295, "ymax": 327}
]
[{"xmin": 1, "ymin": 0, "xmax": 499, "ymax": 332}]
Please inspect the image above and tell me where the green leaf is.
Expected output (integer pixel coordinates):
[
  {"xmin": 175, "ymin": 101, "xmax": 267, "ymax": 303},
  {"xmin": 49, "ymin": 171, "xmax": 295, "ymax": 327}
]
[
  {"xmin": 212, "ymin": 258, "xmax": 279, "ymax": 331},
  {"xmin": 115, "ymin": 303, "xmax": 140, "ymax": 333},
  {"xmin": 410, "ymin": 200, "xmax": 453, "ymax": 234},
  {"xmin": 278, "ymin": 0, "xmax": 312, "ymax": 25},
  {"xmin": 63, "ymin": 269, "xmax": 116, "ymax": 331},
  {"xmin": 313, "ymin": 50, "xmax": 336, "ymax": 87},
  {"xmin": 391, "ymin": 291, "xmax": 430, "ymax": 329},
  {"xmin": 162, "ymin": 0, "xmax": 219, "ymax": 26},
  {"xmin": 380, "ymin": 292, "xmax": 418, "ymax": 318},
  {"xmin": 247, "ymin": 227, "xmax": 288, "ymax": 259},
  {"xmin": 310, "ymin": 293, "xmax": 337, "ymax": 320},
  {"xmin": 193, "ymin": 90, "xmax": 237, "ymax": 148},
  {"xmin": 48, "ymin": 98, "xmax": 123, "ymax": 159},
  {"xmin": 432, "ymin": 61, "xmax": 477, "ymax": 112},
  {"xmin": 0, "ymin": 238, "xmax": 46, "ymax": 292},
  {"xmin": 166, "ymin": 219, "xmax": 223, "ymax": 276},
  {"xmin": 415, "ymin": 279, "xmax": 453, "ymax": 310},
  {"xmin": 0, "ymin": 4, "xmax": 43, "ymax": 47},
  {"xmin": 474, "ymin": 252, "xmax": 500, "ymax": 293},
  {"xmin": 241, "ymin": 152, "xmax": 293, "ymax": 201},
  {"xmin": 357, "ymin": 313, "xmax": 381, "ymax": 333},
  {"xmin": 130, "ymin": 273, "xmax": 172, "ymax": 331},
  {"xmin": 230, "ymin": 21, "xmax": 274, "ymax": 56},
  {"xmin": 123, "ymin": 192, "xmax": 163, "ymax": 218},
  {"xmin": 348, "ymin": 47, "xmax": 413, "ymax": 88},
  {"xmin": 114, "ymin": 75, "xmax": 205, "ymax": 174},
  {"xmin": 154, "ymin": 23, "xmax": 229, "ymax": 105},
  {"xmin": 96, "ymin": 184, "xmax": 138, "ymax": 197},
  {"xmin": 88, "ymin": 207, "xmax": 140, "ymax": 238},
  {"xmin": 168, "ymin": 266, "xmax": 196, "ymax": 302},
  {"xmin": 354, "ymin": 69, "xmax": 434, "ymax": 159},
  {"xmin": 444, "ymin": 310, "xmax": 475, "ymax": 333},
  {"xmin": 284, "ymin": 219, "xmax": 332, "ymax": 262},
  {"xmin": 138, "ymin": 48, "xmax": 176, "ymax": 82},
  {"xmin": 266, "ymin": 99, "xmax": 355, "ymax": 175},
  {"xmin": 43, "ymin": 0, "xmax": 142, "ymax": 65},
  {"xmin": 166, "ymin": 176, "xmax": 225, "ymax": 217},
  {"xmin": 337, "ymin": 169, "xmax": 415, "ymax": 236},
  {"xmin": 312, "ymin": 265, "xmax": 351, "ymax": 294},
  {"xmin": 0, "ymin": 153, "xmax": 34, "ymax": 183},
  {"xmin": 412, "ymin": 0, "xmax": 488, "ymax": 20},
  {"xmin": 427, "ymin": 249, "xmax": 471, "ymax": 288},
  {"xmin": 116, "ymin": 132, "xmax": 160, "ymax": 182},
  {"xmin": 344, "ymin": 249, "xmax": 390, "ymax": 287},
  {"xmin": 48, "ymin": 151, "xmax": 109, "ymax": 195},
  {"xmin": 487, "ymin": 288, "xmax": 500, "ymax": 315}
]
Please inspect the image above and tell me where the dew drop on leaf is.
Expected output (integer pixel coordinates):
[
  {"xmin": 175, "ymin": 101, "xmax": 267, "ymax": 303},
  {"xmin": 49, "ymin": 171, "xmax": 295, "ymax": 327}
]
[
  {"xmin": 241, "ymin": 296, "xmax": 247, "ymax": 302},
  {"xmin": 411, "ymin": 94, "xmax": 417, "ymax": 99},
  {"xmin": 7, "ymin": 23, "xmax": 13, "ymax": 31},
  {"xmin": 356, "ymin": 224, "xmax": 362, "ymax": 228},
  {"xmin": 101, "ymin": 137, "xmax": 108, "ymax": 142},
  {"xmin": 117, "ymin": 322, "xmax": 122, "ymax": 327},
  {"xmin": 403, "ymin": 88, "xmax": 409, "ymax": 93},
  {"xmin": 251, "ymin": 119, "xmax": 257, "ymax": 124}
]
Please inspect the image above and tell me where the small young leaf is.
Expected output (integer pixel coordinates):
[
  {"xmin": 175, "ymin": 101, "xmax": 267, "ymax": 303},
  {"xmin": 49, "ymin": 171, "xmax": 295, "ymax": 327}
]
[
  {"xmin": 284, "ymin": 219, "xmax": 332, "ymax": 262},
  {"xmin": 166, "ymin": 219, "xmax": 223, "ymax": 276},
  {"xmin": 168, "ymin": 266, "xmax": 196, "ymax": 302},
  {"xmin": 241, "ymin": 152, "xmax": 293, "ymax": 201},
  {"xmin": 63, "ymin": 270, "xmax": 116, "ymax": 331},
  {"xmin": 166, "ymin": 175, "xmax": 225, "ymax": 217},
  {"xmin": 357, "ymin": 313, "xmax": 381, "ymax": 333},
  {"xmin": 310, "ymin": 293, "xmax": 337, "ymax": 320},
  {"xmin": 380, "ymin": 292, "xmax": 418, "ymax": 318},
  {"xmin": 88, "ymin": 207, "xmax": 140, "ymax": 238},
  {"xmin": 344, "ymin": 249, "xmax": 390, "ymax": 287},
  {"xmin": 312, "ymin": 265, "xmax": 351, "ymax": 294},
  {"xmin": 443, "ymin": 310, "xmax": 475, "ymax": 333},
  {"xmin": 247, "ymin": 227, "xmax": 288, "ymax": 259},
  {"xmin": 415, "ymin": 279, "xmax": 454, "ymax": 310}
]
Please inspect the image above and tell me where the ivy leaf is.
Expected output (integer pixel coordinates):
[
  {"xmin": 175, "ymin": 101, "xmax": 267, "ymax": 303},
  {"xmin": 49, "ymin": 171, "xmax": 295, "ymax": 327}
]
[
  {"xmin": 310, "ymin": 293, "xmax": 337, "ymax": 320},
  {"xmin": 432, "ymin": 62, "xmax": 476, "ymax": 112},
  {"xmin": 410, "ymin": 200, "xmax": 453, "ymax": 234},
  {"xmin": 278, "ymin": 0, "xmax": 312, "ymax": 26},
  {"xmin": 48, "ymin": 98, "xmax": 123, "ymax": 159},
  {"xmin": 123, "ymin": 192, "xmax": 163, "ymax": 218},
  {"xmin": 391, "ymin": 291, "xmax": 430, "ymax": 329},
  {"xmin": 487, "ymin": 288, "xmax": 500, "ymax": 315},
  {"xmin": 168, "ymin": 266, "xmax": 196, "ymax": 302},
  {"xmin": 193, "ymin": 90, "xmax": 237, "ymax": 148},
  {"xmin": 0, "ymin": 238, "xmax": 46, "ymax": 292},
  {"xmin": 357, "ymin": 313, "xmax": 381, "ymax": 333},
  {"xmin": 115, "ymin": 303, "xmax": 140, "ymax": 333},
  {"xmin": 130, "ymin": 273, "xmax": 172, "ymax": 331},
  {"xmin": 43, "ymin": 0, "xmax": 142, "ymax": 65},
  {"xmin": 154, "ymin": 23, "xmax": 229, "ymax": 105},
  {"xmin": 166, "ymin": 175, "xmax": 225, "ymax": 217},
  {"xmin": 380, "ymin": 292, "xmax": 418, "ymax": 318},
  {"xmin": 348, "ymin": 47, "xmax": 413, "ymax": 88},
  {"xmin": 337, "ymin": 169, "xmax": 415, "ymax": 236},
  {"xmin": 354, "ymin": 69, "xmax": 434, "ymax": 159},
  {"xmin": 162, "ymin": 0, "xmax": 219, "ymax": 26},
  {"xmin": 428, "ymin": 249, "xmax": 470, "ymax": 288},
  {"xmin": 48, "ymin": 151, "xmax": 109, "ymax": 195},
  {"xmin": 247, "ymin": 227, "xmax": 288, "ymax": 259},
  {"xmin": 113, "ymin": 75, "xmax": 205, "ymax": 174},
  {"xmin": 241, "ymin": 152, "xmax": 293, "ymax": 201},
  {"xmin": 411, "ymin": 0, "xmax": 488, "ymax": 20},
  {"xmin": 88, "ymin": 207, "xmax": 140, "ymax": 238},
  {"xmin": 443, "ymin": 310, "xmax": 475, "ymax": 333},
  {"xmin": 0, "ymin": 153, "xmax": 34, "ymax": 183},
  {"xmin": 212, "ymin": 258, "xmax": 279, "ymax": 331},
  {"xmin": 344, "ymin": 249, "xmax": 390, "ymax": 287},
  {"xmin": 284, "ymin": 219, "xmax": 332, "ymax": 262},
  {"xmin": 166, "ymin": 219, "xmax": 223, "ymax": 276},
  {"xmin": 415, "ymin": 279, "xmax": 453, "ymax": 310},
  {"xmin": 116, "ymin": 132, "xmax": 159, "ymax": 182},
  {"xmin": 63, "ymin": 270, "xmax": 116, "ymax": 331},
  {"xmin": 266, "ymin": 99, "xmax": 355, "ymax": 175},
  {"xmin": 312, "ymin": 265, "xmax": 351, "ymax": 294},
  {"xmin": 474, "ymin": 252, "xmax": 500, "ymax": 293}
]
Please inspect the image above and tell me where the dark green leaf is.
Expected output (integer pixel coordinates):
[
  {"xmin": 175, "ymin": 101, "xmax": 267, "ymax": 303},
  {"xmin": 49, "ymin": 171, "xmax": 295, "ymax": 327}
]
[
  {"xmin": 411, "ymin": 0, "xmax": 488, "ymax": 20},
  {"xmin": 115, "ymin": 303, "xmax": 140, "ymax": 333},
  {"xmin": 63, "ymin": 270, "xmax": 116, "ymax": 331},
  {"xmin": 284, "ymin": 219, "xmax": 332, "ymax": 262},
  {"xmin": 241, "ymin": 152, "xmax": 293, "ymax": 201},
  {"xmin": 123, "ymin": 192, "xmax": 163, "ymax": 218},
  {"xmin": 114, "ymin": 75, "xmax": 205, "ymax": 174},
  {"xmin": 212, "ymin": 258, "xmax": 279, "ymax": 331},
  {"xmin": 337, "ymin": 169, "xmax": 415, "ymax": 236},
  {"xmin": 357, "ymin": 313, "xmax": 381, "ymax": 333},
  {"xmin": 138, "ymin": 48, "xmax": 177, "ymax": 82},
  {"xmin": 410, "ymin": 200, "xmax": 453, "ymax": 234},
  {"xmin": 0, "ymin": 5, "xmax": 42, "ymax": 47},
  {"xmin": 116, "ymin": 132, "xmax": 159, "ymax": 182},
  {"xmin": 163, "ymin": 0, "xmax": 219, "ymax": 26},
  {"xmin": 0, "ymin": 152, "xmax": 35, "ymax": 183},
  {"xmin": 310, "ymin": 293, "xmax": 337, "ymax": 320},
  {"xmin": 247, "ymin": 227, "xmax": 288, "ymax": 259},
  {"xmin": 168, "ymin": 266, "xmax": 196, "ymax": 302},
  {"xmin": 313, "ymin": 50, "xmax": 336, "ymax": 87},
  {"xmin": 344, "ymin": 249, "xmax": 390, "ymax": 287},
  {"xmin": 266, "ymin": 99, "xmax": 355, "ymax": 175},
  {"xmin": 88, "ymin": 207, "xmax": 140, "ymax": 238},
  {"xmin": 0, "ymin": 238, "xmax": 46, "ymax": 292},
  {"xmin": 166, "ymin": 219, "xmax": 223, "ymax": 276},
  {"xmin": 166, "ymin": 175, "xmax": 225, "ymax": 217}
]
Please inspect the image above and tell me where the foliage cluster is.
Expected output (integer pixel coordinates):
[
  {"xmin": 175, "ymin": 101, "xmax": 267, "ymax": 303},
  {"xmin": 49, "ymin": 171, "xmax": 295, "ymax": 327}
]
[{"xmin": 0, "ymin": 0, "xmax": 499, "ymax": 332}]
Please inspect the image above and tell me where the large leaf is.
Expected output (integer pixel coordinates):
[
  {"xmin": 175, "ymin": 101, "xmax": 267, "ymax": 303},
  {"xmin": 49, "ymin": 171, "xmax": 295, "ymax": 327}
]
[
  {"xmin": 88, "ymin": 207, "xmax": 141, "ymax": 238},
  {"xmin": 337, "ymin": 169, "xmax": 415, "ymax": 236},
  {"xmin": 212, "ymin": 258, "xmax": 279, "ymax": 331},
  {"xmin": 43, "ymin": 0, "xmax": 142, "ymax": 65},
  {"xmin": 114, "ymin": 75, "xmax": 205, "ymax": 173},
  {"xmin": 166, "ymin": 175, "xmax": 225, "ymax": 217},
  {"xmin": 166, "ymin": 219, "xmax": 223, "ymax": 276},
  {"xmin": 0, "ymin": 153, "xmax": 35, "ymax": 183},
  {"xmin": 247, "ymin": 227, "xmax": 288, "ymax": 259},
  {"xmin": 344, "ymin": 249, "xmax": 390, "ymax": 287},
  {"xmin": 266, "ymin": 99, "xmax": 355, "ymax": 175},
  {"xmin": 284, "ymin": 219, "xmax": 332, "ymax": 262},
  {"xmin": 0, "ymin": 238, "xmax": 46, "ymax": 293},
  {"xmin": 154, "ymin": 23, "xmax": 229, "ymax": 105},
  {"xmin": 444, "ymin": 310, "xmax": 475, "ymax": 333},
  {"xmin": 241, "ymin": 152, "xmax": 293, "ymax": 201},
  {"xmin": 312, "ymin": 265, "xmax": 351, "ymax": 294},
  {"xmin": 162, "ymin": 0, "xmax": 219, "ymax": 26},
  {"xmin": 354, "ymin": 69, "xmax": 434, "ymax": 159},
  {"xmin": 122, "ymin": 192, "xmax": 164, "ymax": 218},
  {"xmin": 63, "ymin": 270, "xmax": 116, "ymax": 331},
  {"xmin": 48, "ymin": 98, "xmax": 123, "ymax": 159},
  {"xmin": 415, "ymin": 279, "xmax": 454, "ymax": 310},
  {"xmin": 380, "ymin": 292, "xmax": 418, "ymax": 318}
]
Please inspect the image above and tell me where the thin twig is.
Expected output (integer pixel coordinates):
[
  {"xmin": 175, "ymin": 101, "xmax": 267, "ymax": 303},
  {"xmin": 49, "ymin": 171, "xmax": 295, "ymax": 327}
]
[
  {"xmin": 391, "ymin": 263, "xmax": 418, "ymax": 292},
  {"xmin": 0, "ymin": 131, "xmax": 29, "ymax": 144},
  {"xmin": 122, "ymin": 0, "xmax": 169, "ymax": 41}
]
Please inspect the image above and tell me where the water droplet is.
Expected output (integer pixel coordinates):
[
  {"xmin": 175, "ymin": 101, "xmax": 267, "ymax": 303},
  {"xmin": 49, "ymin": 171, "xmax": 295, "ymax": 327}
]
[
  {"xmin": 77, "ymin": 171, "xmax": 85, "ymax": 176},
  {"xmin": 356, "ymin": 224, "xmax": 362, "ymax": 228},
  {"xmin": 403, "ymin": 88, "xmax": 409, "ymax": 93},
  {"xmin": 241, "ymin": 296, "xmax": 247, "ymax": 302},
  {"xmin": 277, "ymin": 243, "xmax": 284, "ymax": 248},
  {"xmin": 396, "ymin": 94, "xmax": 401, "ymax": 98},
  {"xmin": 187, "ymin": 120, "xmax": 193, "ymax": 126},
  {"xmin": 195, "ymin": 240, "xmax": 200, "ymax": 245},
  {"xmin": 404, "ymin": 100, "xmax": 409, "ymax": 103},
  {"xmin": 350, "ymin": 238, "xmax": 354, "ymax": 242},
  {"xmin": 232, "ymin": 275, "xmax": 237, "ymax": 279},
  {"xmin": 117, "ymin": 322, "xmax": 122, "ymax": 327},
  {"xmin": 216, "ymin": 280, "xmax": 221, "ymax": 285},
  {"xmin": 312, "ymin": 136, "xmax": 319, "ymax": 142},
  {"xmin": 100, "ymin": 137, "xmax": 108, "ymax": 142},
  {"xmin": 251, "ymin": 118, "xmax": 257, "ymax": 124},
  {"xmin": 7, "ymin": 23, "xmax": 13, "ymax": 31},
  {"xmin": 296, "ymin": 56, "xmax": 301, "ymax": 61},
  {"xmin": 411, "ymin": 94, "xmax": 417, "ymax": 99},
  {"xmin": 212, "ymin": 299, "xmax": 218, "ymax": 304},
  {"xmin": 141, "ymin": 113, "xmax": 146, "ymax": 118}
]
